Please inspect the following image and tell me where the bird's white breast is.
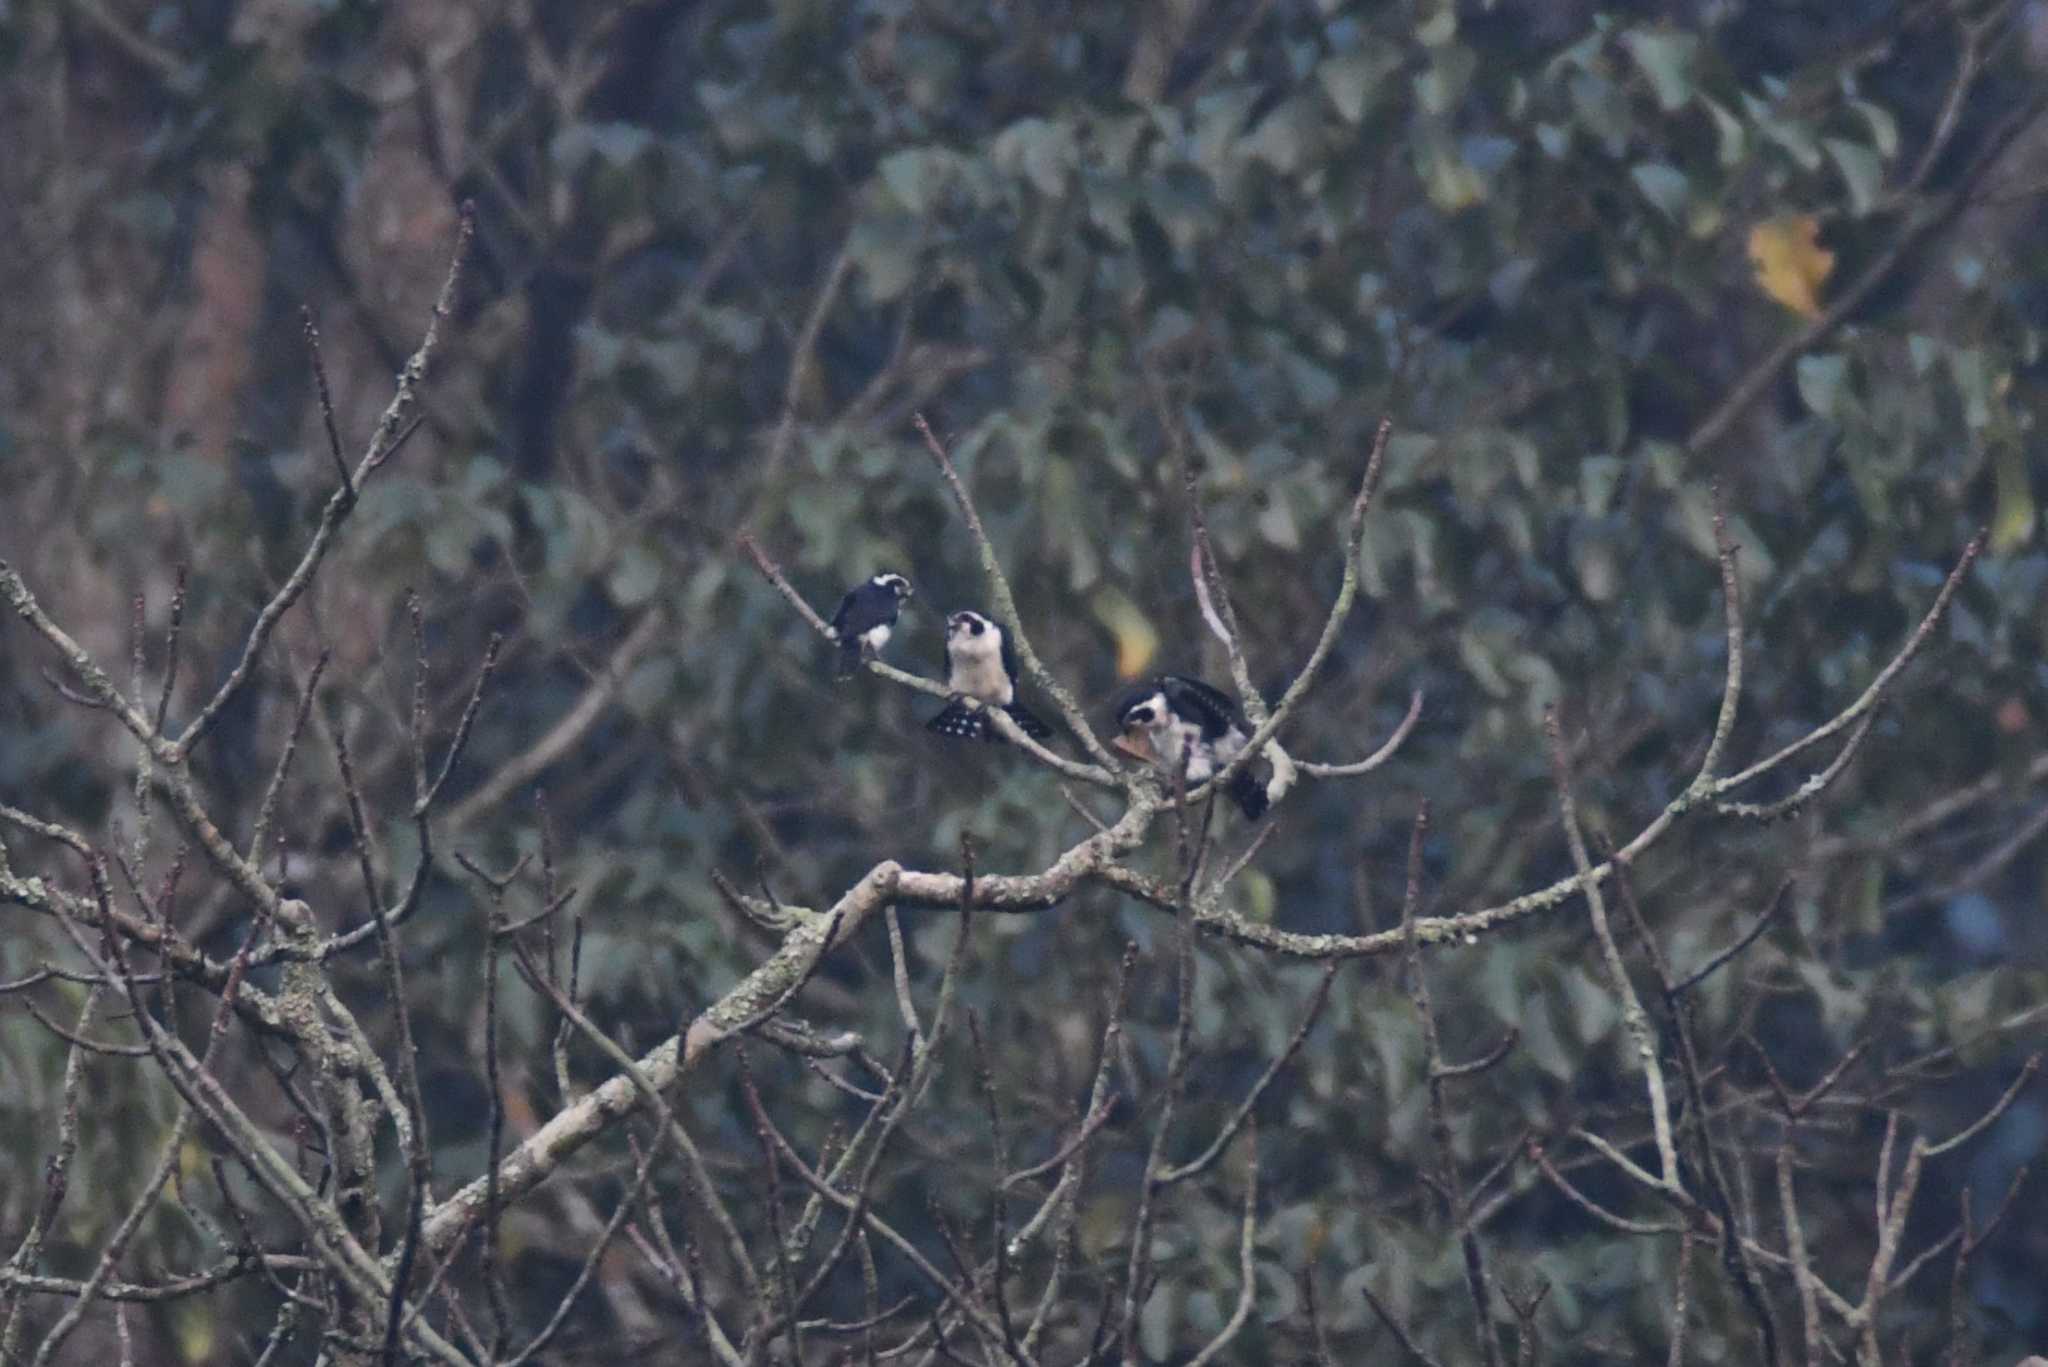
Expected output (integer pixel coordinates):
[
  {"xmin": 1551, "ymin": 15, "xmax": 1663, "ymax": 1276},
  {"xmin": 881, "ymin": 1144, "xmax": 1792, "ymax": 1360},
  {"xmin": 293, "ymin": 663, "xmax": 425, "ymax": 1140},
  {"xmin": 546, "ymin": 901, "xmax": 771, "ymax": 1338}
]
[
  {"xmin": 1142, "ymin": 716, "xmax": 1244, "ymax": 783},
  {"xmin": 948, "ymin": 635, "xmax": 1012, "ymax": 704},
  {"xmin": 1211, "ymin": 728, "xmax": 1246, "ymax": 767},
  {"xmin": 1166, "ymin": 716, "xmax": 1212, "ymax": 779},
  {"xmin": 861, "ymin": 623, "xmax": 893, "ymax": 651}
]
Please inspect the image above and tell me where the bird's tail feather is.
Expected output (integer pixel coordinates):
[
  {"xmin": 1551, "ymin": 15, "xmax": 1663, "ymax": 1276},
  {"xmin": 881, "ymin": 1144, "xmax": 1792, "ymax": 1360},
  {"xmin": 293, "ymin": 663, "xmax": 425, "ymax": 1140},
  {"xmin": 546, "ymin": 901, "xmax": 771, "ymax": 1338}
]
[
  {"xmin": 927, "ymin": 701, "xmax": 990, "ymax": 741},
  {"xmin": 1228, "ymin": 768, "xmax": 1270, "ymax": 820},
  {"xmin": 834, "ymin": 636, "xmax": 863, "ymax": 681},
  {"xmin": 928, "ymin": 700, "xmax": 1056, "ymax": 745},
  {"xmin": 1003, "ymin": 702, "xmax": 1054, "ymax": 742}
]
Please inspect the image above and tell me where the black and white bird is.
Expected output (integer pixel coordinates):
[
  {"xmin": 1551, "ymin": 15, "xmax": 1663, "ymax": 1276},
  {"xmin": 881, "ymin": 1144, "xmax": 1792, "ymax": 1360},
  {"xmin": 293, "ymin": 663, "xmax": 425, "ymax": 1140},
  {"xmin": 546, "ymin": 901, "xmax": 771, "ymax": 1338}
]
[
  {"xmin": 828, "ymin": 572, "xmax": 914, "ymax": 680},
  {"xmin": 927, "ymin": 610, "xmax": 1054, "ymax": 743},
  {"xmin": 1111, "ymin": 674, "xmax": 1269, "ymax": 819}
]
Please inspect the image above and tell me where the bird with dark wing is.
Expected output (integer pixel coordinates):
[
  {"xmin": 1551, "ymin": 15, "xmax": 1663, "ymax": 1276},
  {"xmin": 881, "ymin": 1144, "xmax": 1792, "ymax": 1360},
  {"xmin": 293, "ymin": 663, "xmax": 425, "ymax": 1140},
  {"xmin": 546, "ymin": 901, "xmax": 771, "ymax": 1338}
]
[
  {"xmin": 1111, "ymin": 674, "xmax": 1269, "ymax": 819},
  {"xmin": 827, "ymin": 572, "xmax": 913, "ymax": 680},
  {"xmin": 927, "ymin": 610, "xmax": 1054, "ymax": 743}
]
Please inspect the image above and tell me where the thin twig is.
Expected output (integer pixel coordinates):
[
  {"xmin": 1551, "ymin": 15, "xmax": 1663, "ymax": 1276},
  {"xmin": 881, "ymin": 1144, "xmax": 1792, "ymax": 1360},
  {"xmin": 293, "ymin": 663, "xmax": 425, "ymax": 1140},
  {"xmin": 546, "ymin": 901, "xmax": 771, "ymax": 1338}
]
[
  {"xmin": 302, "ymin": 305, "xmax": 353, "ymax": 495},
  {"xmin": 1716, "ymin": 531, "xmax": 1982, "ymax": 795},
  {"xmin": 915, "ymin": 411, "xmax": 1121, "ymax": 772},
  {"xmin": 1300, "ymin": 1265, "xmax": 1337, "ymax": 1367},
  {"xmin": 1297, "ymin": 688, "xmax": 1427, "ymax": 778},
  {"xmin": 1118, "ymin": 814, "xmax": 1202, "ymax": 1360},
  {"xmin": 0, "ymin": 984, "xmax": 102, "ymax": 1359},
  {"xmin": 1547, "ymin": 708, "xmax": 1680, "ymax": 1190},
  {"xmin": 153, "ymin": 564, "xmax": 189, "ymax": 735},
  {"xmin": 1399, "ymin": 802, "xmax": 1503, "ymax": 1367},
  {"xmin": 1672, "ymin": 878, "xmax": 1796, "ymax": 996},
  {"xmin": 248, "ymin": 650, "xmax": 328, "ymax": 865},
  {"xmin": 1160, "ymin": 961, "xmax": 1337, "ymax": 1184},
  {"xmin": 1184, "ymin": 1121, "xmax": 1258, "ymax": 1367},
  {"xmin": 1184, "ymin": 418, "xmax": 1396, "ymax": 810},
  {"xmin": 178, "ymin": 206, "xmax": 476, "ymax": 759},
  {"xmin": 1361, "ymin": 1280, "xmax": 1448, "ymax": 1367},
  {"xmin": 447, "ymin": 608, "xmax": 664, "ymax": 828}
]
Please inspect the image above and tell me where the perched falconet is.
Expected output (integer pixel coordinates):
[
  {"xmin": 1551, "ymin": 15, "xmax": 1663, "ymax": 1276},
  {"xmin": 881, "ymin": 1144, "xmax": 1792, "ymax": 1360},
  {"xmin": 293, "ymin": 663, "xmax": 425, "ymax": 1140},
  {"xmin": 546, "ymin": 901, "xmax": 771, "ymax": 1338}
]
[
  {"xmin": 1112, "ymin": 674, "xmax": 1269, "ymax": 819},
  {"xmin": 827, "ymin": 572, "xmax": 914, "ymax": 680},
  {"xmin": 927, "ymin": 610, "xmax": 1054, "ymax": 743}
]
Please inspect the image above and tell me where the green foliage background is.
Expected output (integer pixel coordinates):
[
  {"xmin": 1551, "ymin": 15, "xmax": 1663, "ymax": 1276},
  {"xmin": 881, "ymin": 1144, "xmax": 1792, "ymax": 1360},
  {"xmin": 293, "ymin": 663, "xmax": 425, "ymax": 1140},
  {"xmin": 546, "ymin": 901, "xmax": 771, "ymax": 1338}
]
[{"xmin": 3, "ymin": 0, "xmax": 2048, "ymax": 1361}]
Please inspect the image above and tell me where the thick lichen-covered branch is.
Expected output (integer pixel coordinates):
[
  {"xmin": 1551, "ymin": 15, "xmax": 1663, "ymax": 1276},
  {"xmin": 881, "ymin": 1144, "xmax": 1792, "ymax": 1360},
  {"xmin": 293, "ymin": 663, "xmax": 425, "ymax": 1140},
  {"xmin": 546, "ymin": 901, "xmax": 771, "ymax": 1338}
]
[{"xmin": 421, "ymin": 802, "xmax": 1153, "ymax": 1259}]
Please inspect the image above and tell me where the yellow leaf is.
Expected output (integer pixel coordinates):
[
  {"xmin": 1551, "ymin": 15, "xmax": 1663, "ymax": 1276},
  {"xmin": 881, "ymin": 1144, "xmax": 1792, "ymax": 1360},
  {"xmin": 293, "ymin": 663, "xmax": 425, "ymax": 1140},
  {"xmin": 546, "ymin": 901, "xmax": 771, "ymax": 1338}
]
[
  {"xmin": 1992, "ymin": 441, "xmax": 2037, "ymax": 554},
  {"xmin": 1747, "ymin": 215, "xmax": 1834, "ymax": 318},
  {"xmin": 176, "ymin": 1301, "xmax": 218, "ymax": 1361},
  {"xmin": 1422, "ymin": 148, "xmax": 1487, "ymax": 212},
  {"xmin": 179, "ymin": 1136, "xmax": 209, "ymax": 1185},
  {"xmin": 1088, "ymin": 587, "xmax": 1159, "ymax": 680}
]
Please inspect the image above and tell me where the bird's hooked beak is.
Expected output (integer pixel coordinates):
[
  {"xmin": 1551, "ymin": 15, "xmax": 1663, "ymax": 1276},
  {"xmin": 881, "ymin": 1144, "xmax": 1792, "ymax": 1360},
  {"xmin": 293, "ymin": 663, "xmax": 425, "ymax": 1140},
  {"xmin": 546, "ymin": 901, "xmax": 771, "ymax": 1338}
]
[{"xmin": 1112, "ymin": 732, "xmax": 1156, "ymax": 765}]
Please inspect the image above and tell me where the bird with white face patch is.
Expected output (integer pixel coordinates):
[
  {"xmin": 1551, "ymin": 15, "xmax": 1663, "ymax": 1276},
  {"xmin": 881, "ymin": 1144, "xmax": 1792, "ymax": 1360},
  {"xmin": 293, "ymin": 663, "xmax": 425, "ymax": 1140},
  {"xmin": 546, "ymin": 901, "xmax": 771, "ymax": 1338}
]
[
  {"xmin": 827, "ymin": 572, "xmax": 914, "ymax": 680},
  {"xmin": 1111, "ymin": 674, "xmax": 1269, "ymax": 819},
  {"xmin": 927, "ymin": 610, "xmax": 1054, "ymax": 743}
]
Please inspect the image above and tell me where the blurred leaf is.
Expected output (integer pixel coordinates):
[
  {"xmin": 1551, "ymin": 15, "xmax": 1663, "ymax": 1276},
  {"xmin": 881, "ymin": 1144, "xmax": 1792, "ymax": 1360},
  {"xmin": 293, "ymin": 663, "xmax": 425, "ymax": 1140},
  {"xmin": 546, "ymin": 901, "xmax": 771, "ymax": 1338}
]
[
  {"xmin": 1146, "ymin": 1287, "xmax": 1179, "ymax": 1360},
  {"xmin": 1621, "ymin": 28, "xmax": 1700, "ymax": 113},
  {"xmin": 1192, "ymin": 86, "xmax": 1261, "ymax": 177},
  {"xmin": 1948, "ymin": 347, "xmax": 1994, "ymax": 429},
  {"xmin": 879, "ymin": 147, "xmax": 944, "ymax": 214},
  {"xmin": 1702, "ymin": 96, "xmax": 1747, "ymax": 166},
  {"xmin": 1743, "ymin": 92, "xmax": 1824, "ymax": 170},
  {"xmin": 1851, "ymin": 98, "xmax": 1900, "ymax": 159},
  {"xmin": 1519, "ymin": 995, "xmax": 1572, "ymax": 1078},
  {"xmin": 1748, "ymin": 215, "xmax": 1834, "ymax": 317},
  {"xmin": 1258, "ymin": 497, "xmax": 1301, "ymax": 551},
  {"xmin": 424, "ymin": 514, "xmax": 477, "ymax": 574},
  {"xmin": 175, "ymin": 1302, "xmax": 218, "ymax": 1361},
  {"xmin": 992, "ymin": 117, "xmax": 1076, "ymax": 197},
  {"xmin": 1318, "ymin": 48, "xmax": 1400, "ymax": 123},
  {"xmin": 1562, "ymin": 965, "xmax": 1618, "ymax": 1042},
  {"xmin": 1284, "ymin": 352, "xmax": 1341, "ymax": 410},
  {"xmin": 608, "ymin": 541, "xmax": 662, "ymax": 608},
  {"xmin": 1992, "ymin": 442, "xmax": 2037, "ymax": 554},
  {"xmin": 1824, "ymin": 137, "xmax": 1883, "ymax": 216},
  {"xmin": 1796, "ymin": 353, "xmax": 1849, "ymax": 417},
  {"xmin": 1570, "ymin": 522, "xmax": 1623, "ymax": 602},
  {"xmin": 1568, "ymin": 71, "xmax": 1632, "ymax": 153},
  {"xmin": 1243, "ymin": 96, "xmax": 1317, "ymax": 174},
  {"xmin": 1793, "ymin": 960, "xmax": 1865, "ymax": 1041},
  {"xmin": 468, "ymin": 457, "xmax": 507, "ymax": 500},
  {"xmin": 1238, "ymin": 868, "xmax": 1275, "ymax": 923},
  {"xmin": 1908, "ymin": 333, "xmax": 1943, "ymax": 376},
  {"xmin": 697, "ymin": 305, "xmax": 762, "ymax": 355},
  {"xmin": 849, "ymin": 214, "xmax": 921, "ymax": 303},
  {"xmin": 550, "ymin": 121, "xmax": 650, "ymax": 173},
  {"xmin": 1631, "ymin": 161, "xmax": 1690, "ymax": 220},
  {"xmin": 1579, "ymin": 456, "xmax": 1624, "ymax": 515},
  {"xmin": 1418, "ymin": 141, "xmax": 1487, "ymax": 211},
  {"xmin": 1938, "ymin": 970, "xmax": 2000, "ymax": 1043},
  {"xmin": 1458, "ymin": 621, "xmax": 1514, "ymax": 699},
  {"xmin": 1415, "ymin": 43, "xmax": 1476, "ymax": 115},
  {"xmin": 1415, "ymin": 8, "xmax": 1458, "ymax": 46},
  {"xmin": 1089, "ymin": 586, "xmax": 1160, "ymax": 680}
]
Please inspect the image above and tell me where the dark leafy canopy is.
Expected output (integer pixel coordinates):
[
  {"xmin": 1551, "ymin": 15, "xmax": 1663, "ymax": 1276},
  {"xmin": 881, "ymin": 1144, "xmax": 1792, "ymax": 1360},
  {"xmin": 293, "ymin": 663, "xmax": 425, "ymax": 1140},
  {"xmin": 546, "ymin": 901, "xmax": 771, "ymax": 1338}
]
[{"xmin": 2, "ymin": 0, "xmax": 2048, "ymax": 1363}]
